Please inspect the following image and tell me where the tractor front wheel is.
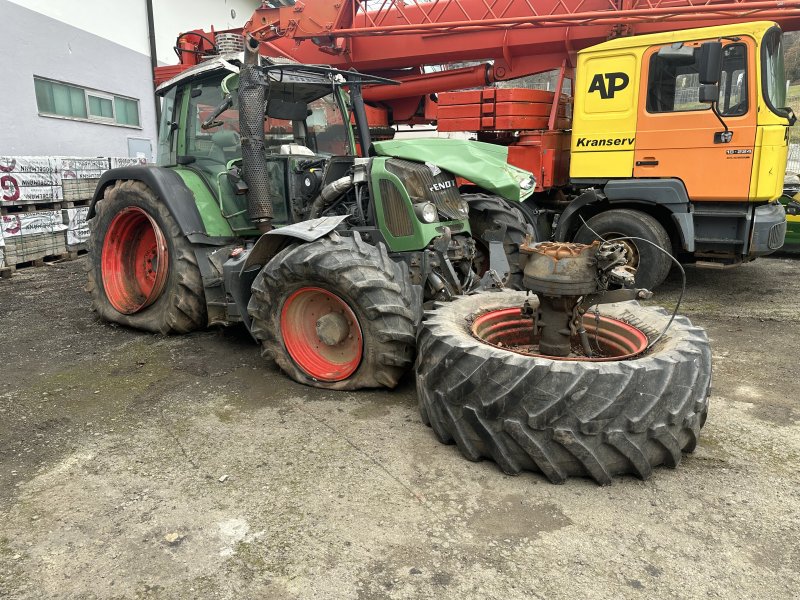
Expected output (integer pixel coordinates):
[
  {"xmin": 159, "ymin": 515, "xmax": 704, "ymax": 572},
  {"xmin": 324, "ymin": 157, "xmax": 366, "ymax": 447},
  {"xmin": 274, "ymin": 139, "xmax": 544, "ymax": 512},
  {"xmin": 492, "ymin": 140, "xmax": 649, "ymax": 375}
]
[
  {"xmin": 87, "ymin": 180, "xmax": 206, "ymax": 334},
  {"xmin": 248, "ymin": 233, "xmax": 417, "ymax": 390},
  {"xmin": 464, "ymin": 193, "xmax": 531, "ymax": 290}
]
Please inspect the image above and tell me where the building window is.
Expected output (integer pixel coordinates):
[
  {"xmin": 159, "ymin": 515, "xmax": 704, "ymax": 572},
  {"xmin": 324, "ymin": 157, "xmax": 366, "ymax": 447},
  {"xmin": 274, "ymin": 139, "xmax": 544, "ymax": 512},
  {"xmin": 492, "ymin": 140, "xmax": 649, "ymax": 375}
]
[{"xmin": 33, "ymin": 77, "xmax": 140, "ymax": 127}]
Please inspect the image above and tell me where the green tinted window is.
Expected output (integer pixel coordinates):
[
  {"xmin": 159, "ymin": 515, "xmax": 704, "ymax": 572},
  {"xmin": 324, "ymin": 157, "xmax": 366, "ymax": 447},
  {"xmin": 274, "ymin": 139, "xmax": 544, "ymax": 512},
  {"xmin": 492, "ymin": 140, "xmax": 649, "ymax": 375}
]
[
  {"xmin": 88, "ymin": 95, "xmax": 114, "ymax": 119},
  {"xmin": 34, "ymin": 78, "xmax": 87, "ymax": 119},
  {"xmin": 114, "ymin": 96, "xmax": 140, "ymax": 126},
  {"xmin": 33, "ymin": 77, "xmax": 140, "ymax": 127}
]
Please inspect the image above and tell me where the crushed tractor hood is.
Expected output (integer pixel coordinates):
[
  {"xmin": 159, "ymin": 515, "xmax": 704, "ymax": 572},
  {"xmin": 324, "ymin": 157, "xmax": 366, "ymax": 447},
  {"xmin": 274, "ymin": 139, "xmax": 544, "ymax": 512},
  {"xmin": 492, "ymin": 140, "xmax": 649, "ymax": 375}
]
[{"xmin": 372, "ymin": 138, "xmax": 536, "ymax": 202}]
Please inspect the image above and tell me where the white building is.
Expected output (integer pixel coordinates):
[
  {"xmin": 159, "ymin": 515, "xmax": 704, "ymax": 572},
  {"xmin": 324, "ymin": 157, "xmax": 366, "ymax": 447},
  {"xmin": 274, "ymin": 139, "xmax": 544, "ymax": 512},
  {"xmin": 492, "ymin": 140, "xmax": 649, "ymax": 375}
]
[{"xmin": 0, "ymin": 0, "xmax": 258, "ymax": 161}]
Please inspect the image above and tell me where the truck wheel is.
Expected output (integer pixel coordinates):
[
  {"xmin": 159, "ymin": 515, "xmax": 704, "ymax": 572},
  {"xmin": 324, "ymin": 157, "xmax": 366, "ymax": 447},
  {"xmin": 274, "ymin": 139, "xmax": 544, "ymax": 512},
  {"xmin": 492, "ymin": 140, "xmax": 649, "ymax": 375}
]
[
  {"xmin": 416, "ymin": 291, "xmax": 711, "ymax": 485},
  {"xmin": 248, "ymin": 233, "xmax": 416, "ymax": 390},
  {"xmin": 464, "ymin": 193, "xmax": 531, "ymax": 289},
  {"xmin": 87, "ymin": 180, "xmax": 207, "ymax": 334},
  {"xmin": 573, "ymin": 209, "xmax": 672, "ymax": 289}
]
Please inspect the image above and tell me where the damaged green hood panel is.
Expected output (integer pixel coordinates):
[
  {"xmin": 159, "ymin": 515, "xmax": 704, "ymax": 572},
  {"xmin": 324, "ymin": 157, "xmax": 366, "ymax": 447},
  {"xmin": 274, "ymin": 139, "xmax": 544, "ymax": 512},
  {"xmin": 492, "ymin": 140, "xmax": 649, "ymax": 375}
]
[{"xmin": 372, "ymin": 138, "xmax": 535, "ymax": 202}]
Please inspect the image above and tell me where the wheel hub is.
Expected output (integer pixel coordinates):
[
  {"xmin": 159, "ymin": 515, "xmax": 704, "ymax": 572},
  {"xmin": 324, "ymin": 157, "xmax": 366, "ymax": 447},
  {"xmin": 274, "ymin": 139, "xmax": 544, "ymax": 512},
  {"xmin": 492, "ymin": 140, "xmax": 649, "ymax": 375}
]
[
  {"xmin": 316, "ymin": 312, "xmax": 350, "ymax": 346},
  {"xmin": 280, "ymin": 287, "xmax": 363, "ymax": 382}
]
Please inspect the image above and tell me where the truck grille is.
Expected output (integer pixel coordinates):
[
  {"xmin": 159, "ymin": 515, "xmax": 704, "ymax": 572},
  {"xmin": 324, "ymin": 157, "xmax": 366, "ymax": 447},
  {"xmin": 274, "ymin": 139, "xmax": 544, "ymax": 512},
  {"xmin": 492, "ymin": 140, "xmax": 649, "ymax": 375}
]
[{"xmin": 385, "ymin": 159, "xmax": 464, "ymax": 221}]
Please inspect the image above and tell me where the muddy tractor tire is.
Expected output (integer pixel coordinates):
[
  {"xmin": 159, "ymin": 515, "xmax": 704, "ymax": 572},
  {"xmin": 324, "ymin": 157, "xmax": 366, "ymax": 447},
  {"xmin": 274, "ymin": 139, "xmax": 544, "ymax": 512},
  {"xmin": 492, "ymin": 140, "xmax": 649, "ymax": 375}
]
[
  {"xmin": 465, "ymin": 193, "xmax": 531, "ymax": 290},
  {"xmin": 248, "ymin": 232, "xmax": 417, "ymax": 390},
  {"xmin": 573, "ymin": 209, "xmax": 672, "ymax": 290},
  {"xmin": 87, "ymin": 180, "xmax": 207, "ymax": 334},
  {"xmin": 415, "ymin": 291, "xmax": 711, "ymax": 485}
]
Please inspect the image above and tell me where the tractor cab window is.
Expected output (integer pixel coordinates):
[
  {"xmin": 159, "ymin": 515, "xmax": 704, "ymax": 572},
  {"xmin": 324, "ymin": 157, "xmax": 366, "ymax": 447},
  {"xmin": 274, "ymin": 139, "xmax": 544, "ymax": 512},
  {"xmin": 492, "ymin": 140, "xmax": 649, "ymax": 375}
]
[
  {"xmin": 647, "ymin": 43, "xmax": 748, "ymax": 116},
  {"xmin": 184, "ymin": 77, "xmax": 351, "ymax": 164},
  {"xmin": 157, "ymin": 87, "xmax": 177, "ymax": 166}
]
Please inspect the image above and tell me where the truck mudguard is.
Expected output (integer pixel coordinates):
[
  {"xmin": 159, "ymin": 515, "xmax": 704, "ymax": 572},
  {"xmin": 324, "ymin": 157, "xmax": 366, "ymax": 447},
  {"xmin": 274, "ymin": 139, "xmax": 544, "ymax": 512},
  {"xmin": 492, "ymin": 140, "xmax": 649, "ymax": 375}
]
[
  {"xmin": 556, "ymin": 178, "xmax": 695, "ymax": 251},
  {"xmin": 88, "ymin": 166, "xmax": 216, "ymax": 243}
]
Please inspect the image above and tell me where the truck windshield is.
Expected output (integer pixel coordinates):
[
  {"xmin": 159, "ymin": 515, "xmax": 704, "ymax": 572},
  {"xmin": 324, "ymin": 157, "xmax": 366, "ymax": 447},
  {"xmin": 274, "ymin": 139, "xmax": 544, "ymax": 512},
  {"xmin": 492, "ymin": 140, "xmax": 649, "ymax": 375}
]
[{"xmin": 762, "ymin": 27, "xmax": 790, "ymax": 118}]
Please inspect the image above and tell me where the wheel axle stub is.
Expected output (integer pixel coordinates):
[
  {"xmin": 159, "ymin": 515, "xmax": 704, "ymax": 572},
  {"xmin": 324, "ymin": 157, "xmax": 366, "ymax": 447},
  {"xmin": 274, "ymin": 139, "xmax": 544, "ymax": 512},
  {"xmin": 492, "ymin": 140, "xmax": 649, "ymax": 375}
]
[{"xmin": 511, "ymin": 239, "xmax": 650, "ymax": 359}]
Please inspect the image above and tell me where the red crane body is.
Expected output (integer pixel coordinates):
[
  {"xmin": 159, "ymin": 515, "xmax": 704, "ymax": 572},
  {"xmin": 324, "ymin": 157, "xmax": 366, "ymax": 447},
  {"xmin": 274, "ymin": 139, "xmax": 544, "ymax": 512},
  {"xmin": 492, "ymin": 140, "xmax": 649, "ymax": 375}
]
[{"xmin": 158, "ymin": 0, "xmax": 800, "ymax": 191}]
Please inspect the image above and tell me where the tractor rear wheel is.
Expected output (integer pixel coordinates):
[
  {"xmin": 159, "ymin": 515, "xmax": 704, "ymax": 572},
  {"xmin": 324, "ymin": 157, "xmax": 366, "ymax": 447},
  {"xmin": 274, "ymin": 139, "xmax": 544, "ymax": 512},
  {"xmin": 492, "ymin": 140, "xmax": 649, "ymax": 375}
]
[
  {"xmin": 464, "ymin": 193, "xmax": 531, "ymax": 289},
  {"xmin": 415, "ymin": 291, "xmax": 711, "ymax": 485},
  {"xmin": 248, "ymin": 233, "xmax": 417, "ymax": 390},
  {"xmin": 87, "ymin": 180, "xmax": 206, "ymax": 334}
]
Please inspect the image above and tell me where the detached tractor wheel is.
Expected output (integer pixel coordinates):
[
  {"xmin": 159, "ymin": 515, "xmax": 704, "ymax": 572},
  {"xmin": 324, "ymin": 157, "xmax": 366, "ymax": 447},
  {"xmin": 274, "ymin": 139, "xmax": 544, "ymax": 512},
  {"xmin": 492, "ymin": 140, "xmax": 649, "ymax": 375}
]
[
  {"xmin": 573, "ymin": 209, "xmax": 672, "ymax": 290},
  {"xmin": 464, "ymin": 193, "xmax": 531, "ymax": 289},
  {"xmin": 87, "ymin": 180, "xmax": 207, "ymax": 334},
  {"xmin": 248, "ymin": 233, "xmax": 417, "ymax": 390},
  {"xmin": 416, "ymin": 291, "xmax": 711, "ymax": 485}
]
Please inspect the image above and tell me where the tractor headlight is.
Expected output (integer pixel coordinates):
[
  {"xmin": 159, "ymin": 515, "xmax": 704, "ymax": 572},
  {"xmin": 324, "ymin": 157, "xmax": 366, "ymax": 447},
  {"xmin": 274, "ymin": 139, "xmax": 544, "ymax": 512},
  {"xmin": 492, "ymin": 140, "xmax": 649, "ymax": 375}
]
[
  {"xmin": 457, "ymin": 198, "xmax": 469, "ymax": 218},
  {"xmin": 520, "ymin": 176, "xmax": 536, "ymax": 191},
  {"xmin": 414, "ymin": 202, "xmax": 439, "ymax": 224}
]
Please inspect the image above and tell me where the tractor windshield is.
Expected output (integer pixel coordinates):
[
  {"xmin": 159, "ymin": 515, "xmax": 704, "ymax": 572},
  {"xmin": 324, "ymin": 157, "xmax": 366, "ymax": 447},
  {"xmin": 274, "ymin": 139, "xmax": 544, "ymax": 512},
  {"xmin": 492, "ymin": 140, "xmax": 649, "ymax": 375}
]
[{"xmin": 183, "ymin": 76, "xmax": 351, "ymax": 167}]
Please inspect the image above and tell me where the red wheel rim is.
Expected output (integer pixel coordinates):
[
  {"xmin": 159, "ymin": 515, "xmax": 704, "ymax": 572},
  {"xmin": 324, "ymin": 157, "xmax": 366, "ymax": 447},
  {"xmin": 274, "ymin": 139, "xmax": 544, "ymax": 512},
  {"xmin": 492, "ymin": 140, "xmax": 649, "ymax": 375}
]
[
  {"xmin": 281, "ymin": 287, "xmax": 363, "ymax": 381},
  {"xmin": 101, "ymin": 207, "xmax": 169, "ymax": 315},
  {"xmin": 472, "ymin": 308, "xmax": 648, "ymax": 362}
]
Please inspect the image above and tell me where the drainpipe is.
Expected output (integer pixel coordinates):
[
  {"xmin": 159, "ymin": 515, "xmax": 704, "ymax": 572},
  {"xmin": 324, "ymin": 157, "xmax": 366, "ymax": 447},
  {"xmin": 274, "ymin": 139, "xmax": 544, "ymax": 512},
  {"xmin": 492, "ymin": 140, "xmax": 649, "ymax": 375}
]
[{"xmin": 145, "ymin": 0, "xmax": 161, "ymax": 124}]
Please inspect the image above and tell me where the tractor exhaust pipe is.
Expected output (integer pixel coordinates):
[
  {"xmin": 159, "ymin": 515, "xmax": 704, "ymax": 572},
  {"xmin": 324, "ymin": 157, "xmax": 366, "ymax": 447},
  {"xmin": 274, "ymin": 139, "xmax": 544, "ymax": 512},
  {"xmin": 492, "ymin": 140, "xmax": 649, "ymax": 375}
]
[{"xmin": 240, "ymin": 35, "xmax": 275, "ymax": 233}]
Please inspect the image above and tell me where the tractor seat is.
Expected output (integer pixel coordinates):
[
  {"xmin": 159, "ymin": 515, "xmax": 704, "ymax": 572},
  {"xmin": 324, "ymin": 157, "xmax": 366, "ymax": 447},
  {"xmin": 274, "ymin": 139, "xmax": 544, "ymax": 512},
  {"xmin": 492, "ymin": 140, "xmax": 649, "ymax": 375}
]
[{"xmin": 194, "ymin": 130, "xmax": 241, "ymax": 178}]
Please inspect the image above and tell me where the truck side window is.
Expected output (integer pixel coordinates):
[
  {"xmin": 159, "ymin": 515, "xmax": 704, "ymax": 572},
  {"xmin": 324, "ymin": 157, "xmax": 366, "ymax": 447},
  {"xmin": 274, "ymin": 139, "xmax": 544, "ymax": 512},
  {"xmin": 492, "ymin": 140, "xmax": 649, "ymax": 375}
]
[{"xmin": 646, "ymin": 43, "xmax": 748, "ymax": 116}]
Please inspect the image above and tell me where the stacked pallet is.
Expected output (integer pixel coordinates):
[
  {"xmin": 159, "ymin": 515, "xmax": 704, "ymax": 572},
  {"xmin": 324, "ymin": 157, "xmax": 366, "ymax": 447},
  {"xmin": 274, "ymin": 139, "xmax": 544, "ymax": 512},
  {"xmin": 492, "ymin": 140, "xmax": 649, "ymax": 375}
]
[{"xmin": 0, "ymin": 155, "xmax": 147, "ymax": 275}]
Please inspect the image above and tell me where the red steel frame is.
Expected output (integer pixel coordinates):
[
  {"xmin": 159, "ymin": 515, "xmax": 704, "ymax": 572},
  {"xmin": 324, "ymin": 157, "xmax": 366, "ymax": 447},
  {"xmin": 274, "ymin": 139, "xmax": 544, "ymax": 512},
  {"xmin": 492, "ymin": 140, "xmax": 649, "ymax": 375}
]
[{"xmin": 155, "ymin": 0, "xmax": 800, "ymax": 191}]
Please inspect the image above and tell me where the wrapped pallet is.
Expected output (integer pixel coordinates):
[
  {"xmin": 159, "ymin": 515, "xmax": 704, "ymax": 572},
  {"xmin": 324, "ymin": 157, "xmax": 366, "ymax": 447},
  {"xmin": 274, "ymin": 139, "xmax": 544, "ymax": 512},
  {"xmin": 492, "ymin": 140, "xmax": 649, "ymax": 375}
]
[
  {"xmin": 59, "ymin": 157, "xmax": 110, "ymax": 204},
  {"xmin": 0, "ymin": 210, "xmax": 68, "ymax": 266},
  {"xmin": 65, "ymin": 206, "xmax": 90, "ymax": 251},
  {"xmin": 0, "ymin": 156, "xmax": 63, "ymax": 206}
]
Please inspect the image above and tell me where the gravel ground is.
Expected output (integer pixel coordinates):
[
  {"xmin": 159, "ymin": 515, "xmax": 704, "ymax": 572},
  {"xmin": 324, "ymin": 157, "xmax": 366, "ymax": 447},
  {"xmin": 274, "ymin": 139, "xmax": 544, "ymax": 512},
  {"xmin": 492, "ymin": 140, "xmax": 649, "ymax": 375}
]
[{"xmin": 0, "ymin": 256, "xmax": 798, "ymax": 599}]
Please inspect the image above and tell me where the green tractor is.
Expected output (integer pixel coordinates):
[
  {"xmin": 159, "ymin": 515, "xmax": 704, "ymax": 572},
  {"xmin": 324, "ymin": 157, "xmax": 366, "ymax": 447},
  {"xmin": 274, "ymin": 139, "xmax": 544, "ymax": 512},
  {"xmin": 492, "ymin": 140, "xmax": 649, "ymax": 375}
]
[{"xmin": 87, "ymin": 46, "xmax": 535, "ymax": 390}]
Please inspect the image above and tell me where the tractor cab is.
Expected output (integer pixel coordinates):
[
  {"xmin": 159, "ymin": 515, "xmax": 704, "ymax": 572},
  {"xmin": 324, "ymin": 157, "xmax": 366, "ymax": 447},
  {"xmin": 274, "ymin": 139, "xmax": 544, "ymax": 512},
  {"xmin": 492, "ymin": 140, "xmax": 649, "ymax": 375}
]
[{"xmin": 156, "ymin": 55, "xmax": 358, "ymax": 234}]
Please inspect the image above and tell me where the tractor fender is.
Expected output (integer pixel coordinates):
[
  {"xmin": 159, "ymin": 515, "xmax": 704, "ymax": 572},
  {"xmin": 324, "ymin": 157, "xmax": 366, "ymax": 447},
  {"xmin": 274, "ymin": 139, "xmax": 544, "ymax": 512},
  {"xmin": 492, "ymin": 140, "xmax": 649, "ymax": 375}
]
[
  {"xmin": 88, "ymin": 166, "xmax": 226, "ymax": 245},
  {"xmin": 555, "ymin": 179, "xmax": 695, "ymax": 252},
  {"xmin": 242, "ymin": 215, "xmax": 349, "ymax": 272}
]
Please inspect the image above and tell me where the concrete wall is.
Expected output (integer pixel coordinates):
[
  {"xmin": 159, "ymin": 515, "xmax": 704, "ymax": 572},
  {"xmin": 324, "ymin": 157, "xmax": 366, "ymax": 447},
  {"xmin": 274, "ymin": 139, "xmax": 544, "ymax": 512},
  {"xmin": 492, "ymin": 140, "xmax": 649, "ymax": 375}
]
[{"xmin": 0, "ymin": 0, "xmax": 158, "ymax": 158}]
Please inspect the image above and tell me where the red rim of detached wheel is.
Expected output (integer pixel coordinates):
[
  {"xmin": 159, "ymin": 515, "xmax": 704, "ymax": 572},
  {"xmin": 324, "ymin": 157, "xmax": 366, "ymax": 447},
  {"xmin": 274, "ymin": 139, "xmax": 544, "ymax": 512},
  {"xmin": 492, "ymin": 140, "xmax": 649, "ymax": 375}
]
[
  {"xmin": 101, "ymin": 206, "xmax": 169, "ymax": 315},
  {"xmin": 472, "ymin": 308, "xmax": 649, "ymax": 362},
  {"xmin": 281, "ymin": 287, "xmax": 363, "ymax": 381}
]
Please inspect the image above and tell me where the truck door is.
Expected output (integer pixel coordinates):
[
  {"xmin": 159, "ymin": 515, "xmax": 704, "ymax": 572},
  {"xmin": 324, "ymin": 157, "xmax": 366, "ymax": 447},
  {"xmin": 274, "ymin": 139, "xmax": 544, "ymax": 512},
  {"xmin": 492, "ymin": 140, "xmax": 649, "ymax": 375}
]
[{"xmin": 633, "ymin": 41, "xmax": 755, "ymax": 201}]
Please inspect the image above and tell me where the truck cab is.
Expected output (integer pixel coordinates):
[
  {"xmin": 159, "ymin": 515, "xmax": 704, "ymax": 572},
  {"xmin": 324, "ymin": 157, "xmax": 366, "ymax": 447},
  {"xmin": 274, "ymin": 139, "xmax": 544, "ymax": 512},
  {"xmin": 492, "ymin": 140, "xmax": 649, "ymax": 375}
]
[{"xmin": 569, "ymin": 21, "xmax": 791, "ymax": 281}]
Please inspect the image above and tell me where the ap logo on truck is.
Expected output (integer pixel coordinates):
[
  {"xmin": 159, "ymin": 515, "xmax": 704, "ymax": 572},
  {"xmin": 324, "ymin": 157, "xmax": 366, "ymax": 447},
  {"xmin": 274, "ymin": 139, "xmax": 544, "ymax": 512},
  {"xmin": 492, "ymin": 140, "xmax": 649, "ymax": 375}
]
[{"xmin": 588, "ymin": 72, "xmax": 630, "ymax": 99}]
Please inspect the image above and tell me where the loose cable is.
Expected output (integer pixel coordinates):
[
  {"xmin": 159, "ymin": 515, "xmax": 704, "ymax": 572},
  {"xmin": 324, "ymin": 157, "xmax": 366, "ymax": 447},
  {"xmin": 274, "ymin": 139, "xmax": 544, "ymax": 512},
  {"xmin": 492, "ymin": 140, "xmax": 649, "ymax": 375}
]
[{"xmin": 578, "ymin": 216, "xmax": 686, "ymax": 350}]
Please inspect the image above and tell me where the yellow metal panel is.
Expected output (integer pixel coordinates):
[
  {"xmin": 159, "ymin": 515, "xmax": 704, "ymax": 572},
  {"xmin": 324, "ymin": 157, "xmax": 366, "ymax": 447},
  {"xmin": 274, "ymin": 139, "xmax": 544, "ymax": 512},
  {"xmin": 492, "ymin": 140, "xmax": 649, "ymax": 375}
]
[
  {"xmin": 571, "ymin": 51, "xmax": 641, "ymax": 179},
  {"xmin": 750, "ymin": 125, "xmax": 788, "ymax": 201}
]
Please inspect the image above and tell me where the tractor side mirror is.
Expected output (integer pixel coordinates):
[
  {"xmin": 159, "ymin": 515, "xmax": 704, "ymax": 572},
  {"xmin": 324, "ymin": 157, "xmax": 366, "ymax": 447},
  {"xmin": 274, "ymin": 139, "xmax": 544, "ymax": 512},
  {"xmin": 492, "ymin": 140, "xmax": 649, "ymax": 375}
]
[
  {"xmin": 699, "ymin": 83, "xmax": 720, "ymax": 104},
  {"xmin": 698, "ymin": 41, "xmax": 723, "ymax": 85}
]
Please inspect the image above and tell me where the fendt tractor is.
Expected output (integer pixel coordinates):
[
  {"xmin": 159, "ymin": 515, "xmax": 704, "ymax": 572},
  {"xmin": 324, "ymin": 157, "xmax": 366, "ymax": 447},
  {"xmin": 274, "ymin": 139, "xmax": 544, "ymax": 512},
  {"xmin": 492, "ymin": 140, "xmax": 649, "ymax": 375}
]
[
  {"xmin": 88, "ymin": 41, "xmax": 537, "ymax": 391},
  {"xmin": 165, "ymin": 0, "xmax": 800, "ymax": 289}
]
